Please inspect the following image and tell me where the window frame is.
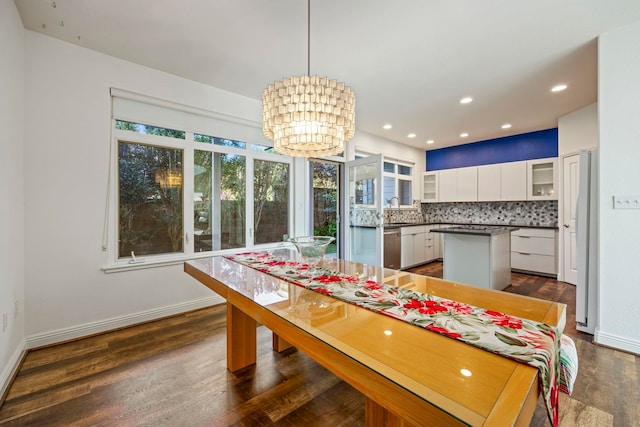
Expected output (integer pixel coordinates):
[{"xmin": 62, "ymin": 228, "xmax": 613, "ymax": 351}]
[
  {"xmin": 382, "ymin": 159, "xmax": 414, "ymax": 208},
  {"xmin": 104, "ymin": 118, "xmax": 294, "ymax": 273}
]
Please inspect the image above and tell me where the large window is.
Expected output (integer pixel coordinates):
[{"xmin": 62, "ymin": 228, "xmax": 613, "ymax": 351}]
[
  {"xmin": 254, "ymin": 159, "xmax": 290, "ymax": 244},
  {"xmin": 193, "ymin": 149, "xmax": 246, "ymax": 252},
  {"xmin": 118, "ymin": 141, "xmax": 184, "ymax": 257},
  {"xmin": 383, "ymin": 160, "xmax": 413, "ymax": 207},
  {"xmin": 112, "ymin": 113, "xmax": 292, "ymax": 265}
]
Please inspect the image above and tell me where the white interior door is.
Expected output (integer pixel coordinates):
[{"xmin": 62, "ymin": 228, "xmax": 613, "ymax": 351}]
[
  {"xmin": 345, "ymin": 154, "xmax": 384, "ymax": 266},
  {"xmin": 562, "ymin": 154, "xmax": 580, "ymax": 285}
]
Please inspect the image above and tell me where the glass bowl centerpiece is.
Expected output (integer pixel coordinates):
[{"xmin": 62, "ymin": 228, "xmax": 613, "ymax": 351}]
[{"xmin": 288, "ymin": 236, "xmax": 335, "ymax": 264}]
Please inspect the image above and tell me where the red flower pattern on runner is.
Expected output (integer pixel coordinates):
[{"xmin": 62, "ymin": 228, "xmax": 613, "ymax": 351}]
[
  {"xmin": 364, "ymin": 280, "xmax": 383, "ymax": 290},
  {"xmin": 426, "ymin": 325, "xmax": 462, "ymax": 339},
  {"xmin": 419, "ymin": 300, "xmax": 448, "ymax": 315},
  {"xmin": 484, "ymin": 310, "xmax": 523, "ymax": 329},
  {"xmin": 441, "ymin": 300, "xmax": 474, "ymax": 314},
  {"xmin": 313, "ymin": 275, "xmax": 343, "ymax": 283},
  {"xmin": 403, "ymin": 299, "xmax": 423, "ymax": 309}
]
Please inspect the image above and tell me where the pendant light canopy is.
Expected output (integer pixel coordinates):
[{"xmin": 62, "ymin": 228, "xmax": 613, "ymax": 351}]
[{"xmin": 261, "ymin": 0, "xmax": 355, "ymax": 157}]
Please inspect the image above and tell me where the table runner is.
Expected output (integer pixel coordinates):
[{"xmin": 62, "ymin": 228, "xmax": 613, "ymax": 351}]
[{"xmin": 225, "ymin": 252, "xmax": 561, "ymax": 426}]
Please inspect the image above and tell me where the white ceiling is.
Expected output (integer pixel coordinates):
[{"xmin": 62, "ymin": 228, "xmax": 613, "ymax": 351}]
[{"xmin": 14, "ymin": 0, "xmax": 640, "ymax": 150}]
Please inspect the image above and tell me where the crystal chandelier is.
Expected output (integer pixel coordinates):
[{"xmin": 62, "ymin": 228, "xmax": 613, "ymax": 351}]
[{"xmin": 262, "ymin": 0, "xmax": 355, "ymax": 157}]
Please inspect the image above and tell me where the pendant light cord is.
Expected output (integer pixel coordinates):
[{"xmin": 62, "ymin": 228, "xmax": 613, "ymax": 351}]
[{"xmin": 307, "ymin": 0, "xmax": 311, "ymax": 76}]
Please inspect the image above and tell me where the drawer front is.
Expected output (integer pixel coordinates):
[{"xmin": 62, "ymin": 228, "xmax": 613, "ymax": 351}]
[
  {"xmin": 424, "ymin": 244, "xmax": 434, "ymax": 261},
  {"xmin": 511, "ymin": 252, "xmax": 556, "ymax": 274},
  {"xmin": 401, "ymin": 225, "xmax": 427, "ymax": 235},
  {"xmin": 511, "ymin": 228, "xmax": 555, "ymax": 238},
  {"xmin": 511, "ymin": 235, "xmax": 555, "ymax": 256}
]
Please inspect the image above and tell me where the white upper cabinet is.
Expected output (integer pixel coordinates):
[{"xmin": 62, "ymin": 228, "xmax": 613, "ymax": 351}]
[
  {"xmin": 438, "ymin": 169, "xmax": 458, "ymax": 202},
  {"xmin": 429, "ymin": 158, "xmax": 557, "ymax": 203},
  {"xmin": 500, "ymin": 161, "xmax": 527, "ymax": 201},
  {"xmin": 457, "ymin": 167, "xmax": 478, "ymax": 202},
  {"xmin": 437, "ymin": 167, "xmax": 477, "ymax": 202},
  {"xmin": 477, "ymin": 164, "xmax": 501, "ymax": 201},
  {"xmin": 421, "ymin": 171, "xmax": 438, "ymax": 202},
  {"xmin": 527, "ymin": 158, "xmax": 558, "ymax": 200}
]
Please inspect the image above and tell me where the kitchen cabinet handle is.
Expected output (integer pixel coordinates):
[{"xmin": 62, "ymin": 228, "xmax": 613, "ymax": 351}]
[
  {"xmin": 517, "ymin": 235, "xmax": 530, "ymax": 238},
  {"xmin": 518, "ymin": 252, "xmax": 531, "ymax": 255},
  {"xmin": 563, "ymin": 224, "xmax": 570, "ymax": 228}
]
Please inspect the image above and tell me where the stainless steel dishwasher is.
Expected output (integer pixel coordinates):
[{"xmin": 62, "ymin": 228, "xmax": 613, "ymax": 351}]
[{"xmin": 383, "ymin": 228, "xmax": 401, "ymax": 269}]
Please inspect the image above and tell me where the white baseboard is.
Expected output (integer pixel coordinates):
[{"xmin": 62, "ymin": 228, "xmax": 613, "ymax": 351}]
[
  {"xmin": 1, "ymin": 338, "xmax": 27, "ymax": 402},
  {"xmin": 26, "ymin": 295, "xmax": 223, "ymax": 349},
  {"xmin": 594, "ymin": 328, "xmax": 640, "ymax": 355}
]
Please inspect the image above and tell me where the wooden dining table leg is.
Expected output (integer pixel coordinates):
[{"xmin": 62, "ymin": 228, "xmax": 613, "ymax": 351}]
[
  {"xmin": 365, "ymin": 397, "xmax": 417, "ymax": 427},
  {"xmin": 226, "ymin": 301, "xmax": 257, "ymax": 372},
  {"xmin": 272, "ymin": 332, "xmax": 293, "ymax": 352}
]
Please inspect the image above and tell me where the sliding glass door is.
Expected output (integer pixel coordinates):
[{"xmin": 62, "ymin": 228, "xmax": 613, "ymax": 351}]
[{"xmin": 310, "ymin": 159, "xmax": 341, "ymax": 257}]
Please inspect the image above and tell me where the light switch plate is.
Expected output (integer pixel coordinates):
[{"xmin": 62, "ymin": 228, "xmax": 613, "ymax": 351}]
[{"xmin": 613, "ymin": 195, "xmax": 640, "ymax": 209}]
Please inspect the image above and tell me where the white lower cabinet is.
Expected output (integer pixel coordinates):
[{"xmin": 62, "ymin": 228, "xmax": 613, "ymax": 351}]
[
  {"xmin": 424, "ymin": 229, "xmax": 434, "ymax": 261},
  {"xmin": 400, "ymin": 233, "xmax": 412, "ymax": 269},
  {"xmin": 400, "ymin": 226, "xmax": 426, "ymax": 269},
  {"xmin": 510, "ymin": 228, "xmax": 557, "ymax": 276},
  {"xmin": 427, "ymin": 225, "xmax": 442, "ymax": 260},
  {"xmin": 400, "ymin": 225, "xmax": 443, "ymax": 268}
]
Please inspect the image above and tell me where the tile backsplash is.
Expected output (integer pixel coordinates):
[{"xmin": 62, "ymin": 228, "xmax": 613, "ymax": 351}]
[
  {"xmin": 421, "ymin": 201, "xmax": 558, "ymax": 227},
  {"xmin": 352, "ymin": 200, "xmax": 558, "ymax": 227}
]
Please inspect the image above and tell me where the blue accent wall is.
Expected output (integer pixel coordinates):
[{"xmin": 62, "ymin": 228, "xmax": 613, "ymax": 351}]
[{"xmin": 426, "ymin": 128, "xmax": 558, "ymax": 171}]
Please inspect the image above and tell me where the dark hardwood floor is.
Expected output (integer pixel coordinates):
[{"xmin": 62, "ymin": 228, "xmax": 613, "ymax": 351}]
[{"xmin": 1, "ymin": 262, "xmax": 637, "ymax": 426}]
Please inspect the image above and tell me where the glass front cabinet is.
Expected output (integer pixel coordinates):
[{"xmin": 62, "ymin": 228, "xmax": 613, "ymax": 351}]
[
  {"xmin": 421, "ymin": 171, "xmax": 438, "ymax": 202},
  {"xmin": 527, "ymin": 158, "xmax": 558, "ymax": 200}
]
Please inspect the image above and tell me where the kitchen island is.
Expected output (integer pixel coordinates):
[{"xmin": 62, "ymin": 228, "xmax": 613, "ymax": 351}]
[
  {"xmin": 431, "ymin": 225, "xmax": 519, "ymax": 290},
  {"xmin": 184, "ymin": 249, "xmax": 565, "ymax": 426}
]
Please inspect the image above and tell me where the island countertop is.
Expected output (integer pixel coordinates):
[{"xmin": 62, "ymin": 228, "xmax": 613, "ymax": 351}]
[{"xmin": 430, "ymin": 225, "xmax": 520, "ymax": 236}]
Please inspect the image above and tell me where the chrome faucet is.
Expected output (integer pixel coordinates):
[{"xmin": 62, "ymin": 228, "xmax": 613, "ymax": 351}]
[{"xmin": 387, "ymin": 197, "xmax": 401, "ymax": 222}]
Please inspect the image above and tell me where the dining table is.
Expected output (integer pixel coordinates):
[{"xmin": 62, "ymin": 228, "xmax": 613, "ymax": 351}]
[{"xmin": 184, "ymin": 249, "xmax": 566, "ymax": 426}]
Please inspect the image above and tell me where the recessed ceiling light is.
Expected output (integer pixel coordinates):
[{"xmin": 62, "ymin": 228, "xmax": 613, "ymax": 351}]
[
  {"xmin": 426, "ymin": 139, "xmax": 435, "ymax": 145},
  {"xmin": 383, "ymin": 124, "xmax": 392, "ymax": 130},
  {"xmin": 460, "ymin": 132, "xmax": 469, "ymax": 138},
  {"xmin": 460, "ymin": 97, "xmax": 473, "ymax": 104},
  {"xmin": 408, "ymin": 133, "xmax": 416, "ymax": 138},
  {"xmin": 551, "ymin": 84, "xmax": 567, "ymax": 92},
  {"xmin": 501, "ymin": 123, "xmax": 512, "ymax": 129}
]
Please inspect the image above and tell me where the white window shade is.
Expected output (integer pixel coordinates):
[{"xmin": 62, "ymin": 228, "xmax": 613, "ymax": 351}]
[{"xmin": 110, "ymin": 88, "xmax": 270, "ymax": 146}]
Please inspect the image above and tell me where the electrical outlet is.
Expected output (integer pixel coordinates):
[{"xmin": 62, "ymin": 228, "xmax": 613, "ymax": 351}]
[
  {"xmin": 613, "ymin": 195, "xmax": 640, "ymax": 209},
  {"xmin": 2, "ymin": 313, "xmax": 7, "ymax": 333}
]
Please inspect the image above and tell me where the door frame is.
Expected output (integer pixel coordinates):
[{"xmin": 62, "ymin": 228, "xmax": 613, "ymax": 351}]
[
  {"xmin": 344, "ymin": 154, "xmax": 384, "ymax": 266},
  {"xmin": 559, "ymin": 152, "xmax": 580, "ymax": 285}
]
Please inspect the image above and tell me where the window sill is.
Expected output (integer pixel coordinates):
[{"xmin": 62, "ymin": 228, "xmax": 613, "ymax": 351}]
[{"xmin": 101, "ymin": 243, "xmax": 292, "ymax": 274}]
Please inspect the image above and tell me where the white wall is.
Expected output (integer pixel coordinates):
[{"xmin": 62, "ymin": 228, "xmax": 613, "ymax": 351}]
[
  {"xmin": 0, "ymin": 0, "xmax": 26, "ymax": 395},
  {"xmin": 22, "ymin": 31, "xmax": 267, "ymax": 345},
  {"xmin": 558, "ymin": 103, "xmax": 598, "ymax": 155},
  {"xmin": 597, "ymin": 20, "xmax": 640, "ymax": 353},
  {"xmin": 19, "ymin": 30, "xmax": 412, "ymax": 348}
]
